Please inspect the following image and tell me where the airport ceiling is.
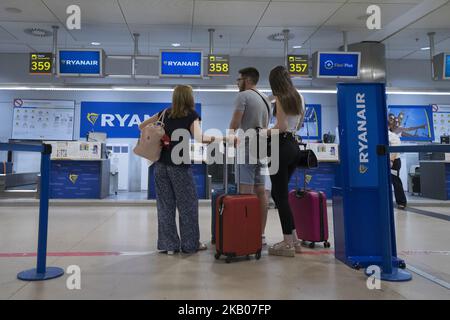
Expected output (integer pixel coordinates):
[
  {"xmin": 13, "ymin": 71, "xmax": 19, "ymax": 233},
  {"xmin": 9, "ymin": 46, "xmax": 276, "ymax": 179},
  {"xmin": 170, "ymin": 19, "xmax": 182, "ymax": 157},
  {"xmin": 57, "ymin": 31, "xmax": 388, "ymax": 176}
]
[{"xmin": 0, "ymin": 0, "xmax": 449, "ymax": 60}]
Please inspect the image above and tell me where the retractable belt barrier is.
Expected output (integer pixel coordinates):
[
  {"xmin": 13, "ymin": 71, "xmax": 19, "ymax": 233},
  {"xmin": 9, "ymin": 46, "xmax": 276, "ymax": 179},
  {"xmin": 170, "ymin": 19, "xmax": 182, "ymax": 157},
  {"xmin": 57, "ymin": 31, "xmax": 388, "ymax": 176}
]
[{"xmin": 0, "ymin": 143, "xmax": 64, "ymax": 281}]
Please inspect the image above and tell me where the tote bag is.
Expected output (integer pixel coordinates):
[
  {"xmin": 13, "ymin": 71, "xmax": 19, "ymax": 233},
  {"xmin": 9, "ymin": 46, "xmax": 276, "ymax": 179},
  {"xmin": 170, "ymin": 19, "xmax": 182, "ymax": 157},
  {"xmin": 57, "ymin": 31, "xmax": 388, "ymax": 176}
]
[{"xmin": 133, "ymin": 109, "xmax": 168, "ymax": 162}]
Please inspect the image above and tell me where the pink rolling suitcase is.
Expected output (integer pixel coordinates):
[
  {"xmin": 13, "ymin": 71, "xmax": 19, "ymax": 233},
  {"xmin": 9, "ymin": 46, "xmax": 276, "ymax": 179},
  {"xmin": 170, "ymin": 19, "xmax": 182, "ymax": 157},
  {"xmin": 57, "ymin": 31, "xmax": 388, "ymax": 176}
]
[{"xmin": 289, "ymin": 188, "xmax": 330, "ymax": 249}]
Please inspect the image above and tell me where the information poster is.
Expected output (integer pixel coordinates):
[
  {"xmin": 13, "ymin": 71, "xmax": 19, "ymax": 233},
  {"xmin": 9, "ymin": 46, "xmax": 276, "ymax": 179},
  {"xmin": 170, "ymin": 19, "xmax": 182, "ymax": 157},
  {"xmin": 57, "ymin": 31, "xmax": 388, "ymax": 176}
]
[
  {"xmin": 12, "ymin": 99, "xmax": 75, "ymax": 141},
  {"xmin": 432, "ymin": 104, "xmax": 450, "ymax": 141}
]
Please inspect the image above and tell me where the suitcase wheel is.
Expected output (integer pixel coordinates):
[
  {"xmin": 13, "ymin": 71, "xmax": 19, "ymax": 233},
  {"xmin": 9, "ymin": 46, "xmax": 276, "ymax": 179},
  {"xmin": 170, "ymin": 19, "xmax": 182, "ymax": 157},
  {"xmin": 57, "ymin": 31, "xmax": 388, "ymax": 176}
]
[
  {"xmin": 225, "ymin": 256, "xmax": 233, "ymax": 264},
  {"xmin": 214, "ymin": 252, "xmax": 221, "ymax": 260},
  {"xmin": 352, "ymin": 263, "xmax": 362, "ymax": 270},
  {"xmin": 324, "ymin": 241, "xmax": 331, "ymax": 248},
  {"xmin": 398, "ymin": 261, "xmax": 406, "ymax": 269},
  {"xmin": 246, "ymin": 255, "xmax": 251, "ymax": 260},
  {"xmin": 309, "ymin": 242, "xmax": 315, "ymax": 249},
  {"xmin": 255, "ymin": 251, "xmax": 261, "ymax": 260}
]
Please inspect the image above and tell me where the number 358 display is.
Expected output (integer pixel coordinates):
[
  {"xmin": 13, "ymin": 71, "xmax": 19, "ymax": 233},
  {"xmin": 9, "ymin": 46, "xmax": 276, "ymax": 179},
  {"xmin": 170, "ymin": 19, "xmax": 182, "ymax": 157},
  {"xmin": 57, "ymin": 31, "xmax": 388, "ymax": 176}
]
[
  {"xmin": 287, "ymin": 55, "xmax": 309, "ymax": 77},
  {"xmin": 29, "ymin": 53, "xmax": 53, "ymax": 75},
  {"xmin": 208, "ymin": 55, "xmax": 229, "ymax": 76}
]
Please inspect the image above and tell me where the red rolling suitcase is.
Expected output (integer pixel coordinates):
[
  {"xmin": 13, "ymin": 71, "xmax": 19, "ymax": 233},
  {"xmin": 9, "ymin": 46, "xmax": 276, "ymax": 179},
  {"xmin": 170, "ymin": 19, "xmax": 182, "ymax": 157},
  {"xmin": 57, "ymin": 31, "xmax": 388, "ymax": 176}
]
[
  {"xmin": 214, "ymin": 145, "xmax": 262, "ymax": 263},
  {"xmin": 288, "ymin": 173, "xmax": 330, "ymax": 249}
]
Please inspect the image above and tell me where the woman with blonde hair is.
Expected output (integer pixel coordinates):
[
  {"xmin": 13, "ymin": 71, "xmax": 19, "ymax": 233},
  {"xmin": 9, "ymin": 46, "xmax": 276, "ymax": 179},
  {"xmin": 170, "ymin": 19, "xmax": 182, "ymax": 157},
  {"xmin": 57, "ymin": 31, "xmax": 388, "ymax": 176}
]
[{"xmin": 140, "ymin": 85, "xmax": 231, "ymax": 254}]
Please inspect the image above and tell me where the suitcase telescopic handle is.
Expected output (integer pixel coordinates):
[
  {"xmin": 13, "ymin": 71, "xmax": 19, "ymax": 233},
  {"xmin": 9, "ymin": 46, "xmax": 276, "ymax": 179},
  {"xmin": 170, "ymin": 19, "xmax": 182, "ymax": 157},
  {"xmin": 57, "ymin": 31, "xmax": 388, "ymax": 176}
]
[{"xmin": 222, "ymin": 139, "xmax": 239, "ymax": 195}]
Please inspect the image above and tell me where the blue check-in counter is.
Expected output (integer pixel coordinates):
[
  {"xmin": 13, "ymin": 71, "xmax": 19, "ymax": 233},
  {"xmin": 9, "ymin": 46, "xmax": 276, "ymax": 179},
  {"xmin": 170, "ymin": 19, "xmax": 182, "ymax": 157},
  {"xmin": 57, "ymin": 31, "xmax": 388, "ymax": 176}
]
[
  {"xmin": 288, "ymin": 143, "xmax": 339, "ymax": 198},
  {"xmin": 420, "ymin": 160, "xmax": 450, "ymax": 200},
  {"xmin": 147, "ymin": 163, "xmax": 208, "ymax": 199},
  {"xmin": 49, "ymin": 159, "xmax": 110, "ymax": 199}
]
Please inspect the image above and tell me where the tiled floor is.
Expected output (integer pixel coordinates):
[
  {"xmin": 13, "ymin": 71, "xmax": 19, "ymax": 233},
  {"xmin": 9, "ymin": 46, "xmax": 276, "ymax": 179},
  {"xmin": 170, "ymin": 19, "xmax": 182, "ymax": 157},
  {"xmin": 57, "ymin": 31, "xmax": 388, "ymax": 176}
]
[{"xmin": 0, "ymin": 202, "xmax": 449, "ymax": 300}]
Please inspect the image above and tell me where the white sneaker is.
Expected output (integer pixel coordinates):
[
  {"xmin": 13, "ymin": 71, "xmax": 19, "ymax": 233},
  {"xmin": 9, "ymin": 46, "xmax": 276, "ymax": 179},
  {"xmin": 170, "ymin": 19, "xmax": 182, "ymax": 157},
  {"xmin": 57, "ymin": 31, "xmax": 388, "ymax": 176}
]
[
  {"xmin": 268, "ymin": 241, "xmax": 295, "ymax": 257},
  {"xmin": 262, "ymin": 235, "xmax": 267, "ymax": 246}
]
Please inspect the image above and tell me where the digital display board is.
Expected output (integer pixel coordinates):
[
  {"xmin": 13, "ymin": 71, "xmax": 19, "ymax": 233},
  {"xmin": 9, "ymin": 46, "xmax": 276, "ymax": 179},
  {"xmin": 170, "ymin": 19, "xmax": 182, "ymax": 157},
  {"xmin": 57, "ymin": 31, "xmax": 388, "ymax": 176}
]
[
  {"xmin": 444, "ymin": 54, "xmax": 450, "ymax": 79},
  {"xmin": 29, "ymin": 53, "xmax": 52, "ymax": 75},
  {"xmin": 57, "ymin": 49, "xmax": 103, "ymax": 77},
  {"xmin": 316, "ymin": 52, "xmax": 360, "ymax": 78},
  {"xmin": 208, "ymin": 55, "xmax": 229, "ymax": 76},
  {"xmin": 160, "ymin": 51, "xmax": 203, "ymax": 77},
  {"xmin": 287, "ymin": 55, "xmax": 309, "ymax": 77}
]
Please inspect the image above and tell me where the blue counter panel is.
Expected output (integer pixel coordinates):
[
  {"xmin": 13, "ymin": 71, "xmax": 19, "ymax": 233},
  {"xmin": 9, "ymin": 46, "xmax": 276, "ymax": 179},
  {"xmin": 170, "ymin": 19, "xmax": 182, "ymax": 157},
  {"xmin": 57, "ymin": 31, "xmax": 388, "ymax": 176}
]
[
  {"xmin": 288, "ymin": 162, "xmax": 338, "ymax": 198},
  {"xmin": 446, "ymin": 164, "xmax": 450, "ymax": 200},
  {"xmin": 148, "ymin": 163, "xmax": 207, "ymax": 199},
  {"xmin": 50, "ymin": 160, "xmax": 109, "ymax": 199}
]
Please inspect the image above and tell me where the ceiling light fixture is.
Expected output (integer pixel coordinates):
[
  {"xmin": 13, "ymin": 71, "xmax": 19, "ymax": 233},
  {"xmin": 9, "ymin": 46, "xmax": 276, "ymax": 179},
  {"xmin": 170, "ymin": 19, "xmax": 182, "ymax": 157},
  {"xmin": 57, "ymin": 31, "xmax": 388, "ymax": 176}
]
[
  {"xmin": 91, "ymin": 42, "xmax": 101, "ymax": 46},
  {"xmin": 24, "ymin": 28, "xmax": 53, "ymax": 38},
  {"xmin": 420, "ymin": 47, "xmax": 430, "ymax": 51},
  {"xmin": 171, "ymin": 43, "xmax": 181, "ymax": 47},
  {"xmin": 292, "ymin": 45, "xmax": 302, "ymax": 49},
  {"xmin": 5, "ymin": 7, "xmax": 22, "ymax": 14}
]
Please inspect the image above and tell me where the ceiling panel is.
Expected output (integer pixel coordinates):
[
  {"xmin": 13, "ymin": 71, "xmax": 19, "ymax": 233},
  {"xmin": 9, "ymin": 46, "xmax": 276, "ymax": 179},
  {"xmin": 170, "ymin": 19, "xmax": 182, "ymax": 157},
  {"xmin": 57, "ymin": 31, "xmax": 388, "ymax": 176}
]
[
  {"xmin": 119, "ymin": 0, "xmax": 194, "ymax": 25},
  {"xmin": 0, "ymin": 0, "xmax": 57, "ymax": 22},
  {"xmin": 191, "ymin": 26, "xmax": 254, "ymax": 46},
  {"xmin": 42, "ymin": 0, "xmax": 125, "ymax": 24},
  {"xmin": 407, "ymin": 3, "xmax": 450, "ymax": 29},
  {"xmin": 0, "ymin": 22, "xmax": 77, "ymax": 47},
  {"xmin": 0, "ymin": 43, "xmax": 34, "ymax": 53},
  {"xmin": 385, "ymin": 28, "xmax": 450, "ymax": 50},
  {"xmin": 325, "ymin": 3, "xmax": 416, "ymax": 28},
  {"xmin": 194, "ymin": 1, "xmax": 269, "ymax": 26},
  {"xmin": 68, "ymin": 23, "xmax": 133, "ymax": 44},
  {"xmin": 247, "ymin": 26, "xmax": 315, "ymax": 48},
  {"xmin": 260, "ymin": 2, "xmax": 343, "ymax": 27}
]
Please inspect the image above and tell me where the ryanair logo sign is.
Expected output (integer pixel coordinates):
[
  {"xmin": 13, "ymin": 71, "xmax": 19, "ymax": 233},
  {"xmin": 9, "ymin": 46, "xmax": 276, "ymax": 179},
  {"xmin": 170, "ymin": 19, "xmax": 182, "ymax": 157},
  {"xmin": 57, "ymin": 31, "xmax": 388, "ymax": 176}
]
[
  {"xmin": 69, "ymin": 174, "xmax": 78, "ymax": 184},
  {"xmin": 80, "ymin": 101, "xmax": 201, "ymax": 138},
  {"xmin": 61, "ymin": 59, "xmax": 98, "ymax": 66},
  {"xmin": 87, "ymin": 113, "xmax": 99, "ymax": 126},
  {"xmin": 356, "ymin": 93, "xmax": 369, "ymax": 174}
]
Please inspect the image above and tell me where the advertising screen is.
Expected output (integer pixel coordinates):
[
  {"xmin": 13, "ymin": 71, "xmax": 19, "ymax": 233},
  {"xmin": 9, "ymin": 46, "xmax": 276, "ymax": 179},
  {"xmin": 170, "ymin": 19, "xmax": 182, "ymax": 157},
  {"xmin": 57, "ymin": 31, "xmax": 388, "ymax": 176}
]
[
  {"xmin": 57, "ymin": 49, "xmax": 103, "ymax": 76},
  {"xmin": 388, "ymin": 105, "xmax": 435, "ymax": 142},
  {"xmin": 317, "ymin": 52, "xmax": 360, "ymax": 78},
  {"xmin": 445, "ymin": 54, "xmax": 450, "ymax": 79},
  {"xmin": 160, "ymin": 51, "xmax": 203, "ymax": 77}
]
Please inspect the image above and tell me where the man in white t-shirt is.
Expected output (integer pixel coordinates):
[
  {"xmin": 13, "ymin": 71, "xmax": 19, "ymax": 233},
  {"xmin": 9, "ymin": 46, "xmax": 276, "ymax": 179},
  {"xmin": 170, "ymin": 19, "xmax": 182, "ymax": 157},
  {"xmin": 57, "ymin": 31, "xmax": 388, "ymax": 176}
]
[{"xmin": 389, "ymin": 117, "xmax": 407, "ymax": 209}]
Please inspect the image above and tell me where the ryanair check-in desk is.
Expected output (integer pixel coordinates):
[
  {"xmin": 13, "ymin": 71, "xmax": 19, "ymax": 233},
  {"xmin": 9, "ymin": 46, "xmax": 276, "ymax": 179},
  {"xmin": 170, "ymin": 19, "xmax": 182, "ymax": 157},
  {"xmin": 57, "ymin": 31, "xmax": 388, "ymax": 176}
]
[
  {"xmin": 419, "ymin": 152, "xmax": 450, "ymax": 200},
  {"xmin": 47, "ymin": 141, "xmax": 110, "ymax": 199}
]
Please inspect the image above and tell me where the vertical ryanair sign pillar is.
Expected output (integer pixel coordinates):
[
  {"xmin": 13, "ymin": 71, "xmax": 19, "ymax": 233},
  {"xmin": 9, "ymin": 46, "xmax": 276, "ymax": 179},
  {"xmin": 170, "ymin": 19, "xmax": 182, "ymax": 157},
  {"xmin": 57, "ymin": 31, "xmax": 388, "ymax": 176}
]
[{"xmin": 332, "ymin": 83, "xmax": 412, "ymax": 282}]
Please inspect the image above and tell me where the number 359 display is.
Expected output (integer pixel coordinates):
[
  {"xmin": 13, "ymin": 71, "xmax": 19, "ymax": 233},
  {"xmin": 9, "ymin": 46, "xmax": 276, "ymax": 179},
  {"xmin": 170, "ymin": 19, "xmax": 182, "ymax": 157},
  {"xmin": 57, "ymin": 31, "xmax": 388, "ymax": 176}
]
[
  {"xmin": 208, "ymin": 55, "xmax": 229, "ymax": 76},
  {"xmin": 29, "ymin": 53, "xmax": 53, "ymax": 75}
]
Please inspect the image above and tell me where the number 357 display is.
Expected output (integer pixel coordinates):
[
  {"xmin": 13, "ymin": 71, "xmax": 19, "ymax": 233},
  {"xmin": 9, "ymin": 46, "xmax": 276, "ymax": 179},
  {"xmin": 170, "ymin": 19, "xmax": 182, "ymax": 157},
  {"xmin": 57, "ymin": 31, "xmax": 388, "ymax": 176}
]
[
  {"xmin": 208, "ymin": 55, "xmax": 229, "ymax": 76},
  {"xmin": 29, "ymin": 53, "xmax": 53, "ymax": 75},
  {"xmin": 287, "ymin": 55, "xmax": 309, "ymax": 77}
]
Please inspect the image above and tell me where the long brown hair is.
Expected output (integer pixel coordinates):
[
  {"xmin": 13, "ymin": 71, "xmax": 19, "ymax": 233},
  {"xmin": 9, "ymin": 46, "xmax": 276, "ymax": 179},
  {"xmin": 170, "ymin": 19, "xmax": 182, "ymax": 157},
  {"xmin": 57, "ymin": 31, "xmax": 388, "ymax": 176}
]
[
  {"xmin": 269, "ymin": 66, "xmax": 303, "ymax": 116},
  {"xmin": 170, "ymin": 85, "xmax": 195, "ymax": 118}
]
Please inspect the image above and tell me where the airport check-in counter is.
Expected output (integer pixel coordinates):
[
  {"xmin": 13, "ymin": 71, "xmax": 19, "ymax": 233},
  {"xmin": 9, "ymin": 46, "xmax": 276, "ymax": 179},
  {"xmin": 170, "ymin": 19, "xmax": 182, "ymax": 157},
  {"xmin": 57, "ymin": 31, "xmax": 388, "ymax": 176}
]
[
  {"xmin": 47, "ymin": 141, "xmax": 110, "ymax": 199},
  {"xmin": 419, "ymin": 152, "xmax": 450, "ymax": 200}
]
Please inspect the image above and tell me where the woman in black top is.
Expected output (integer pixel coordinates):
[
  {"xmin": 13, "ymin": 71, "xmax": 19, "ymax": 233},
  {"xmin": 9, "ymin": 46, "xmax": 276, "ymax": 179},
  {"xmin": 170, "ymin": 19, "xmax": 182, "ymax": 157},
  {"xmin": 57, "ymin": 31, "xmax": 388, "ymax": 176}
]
[{"xmin": 140, "ymin": 85, "xmax": 232, "ymax": 254}]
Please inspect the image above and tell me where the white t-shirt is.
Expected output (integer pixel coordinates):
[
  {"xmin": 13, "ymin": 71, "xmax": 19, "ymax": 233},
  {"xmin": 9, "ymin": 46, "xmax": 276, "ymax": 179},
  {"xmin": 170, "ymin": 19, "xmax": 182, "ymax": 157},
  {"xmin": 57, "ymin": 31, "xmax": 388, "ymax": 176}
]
[{"xmin": 388, "ymin": 130, "xmax": 401, "ymax": 162}]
